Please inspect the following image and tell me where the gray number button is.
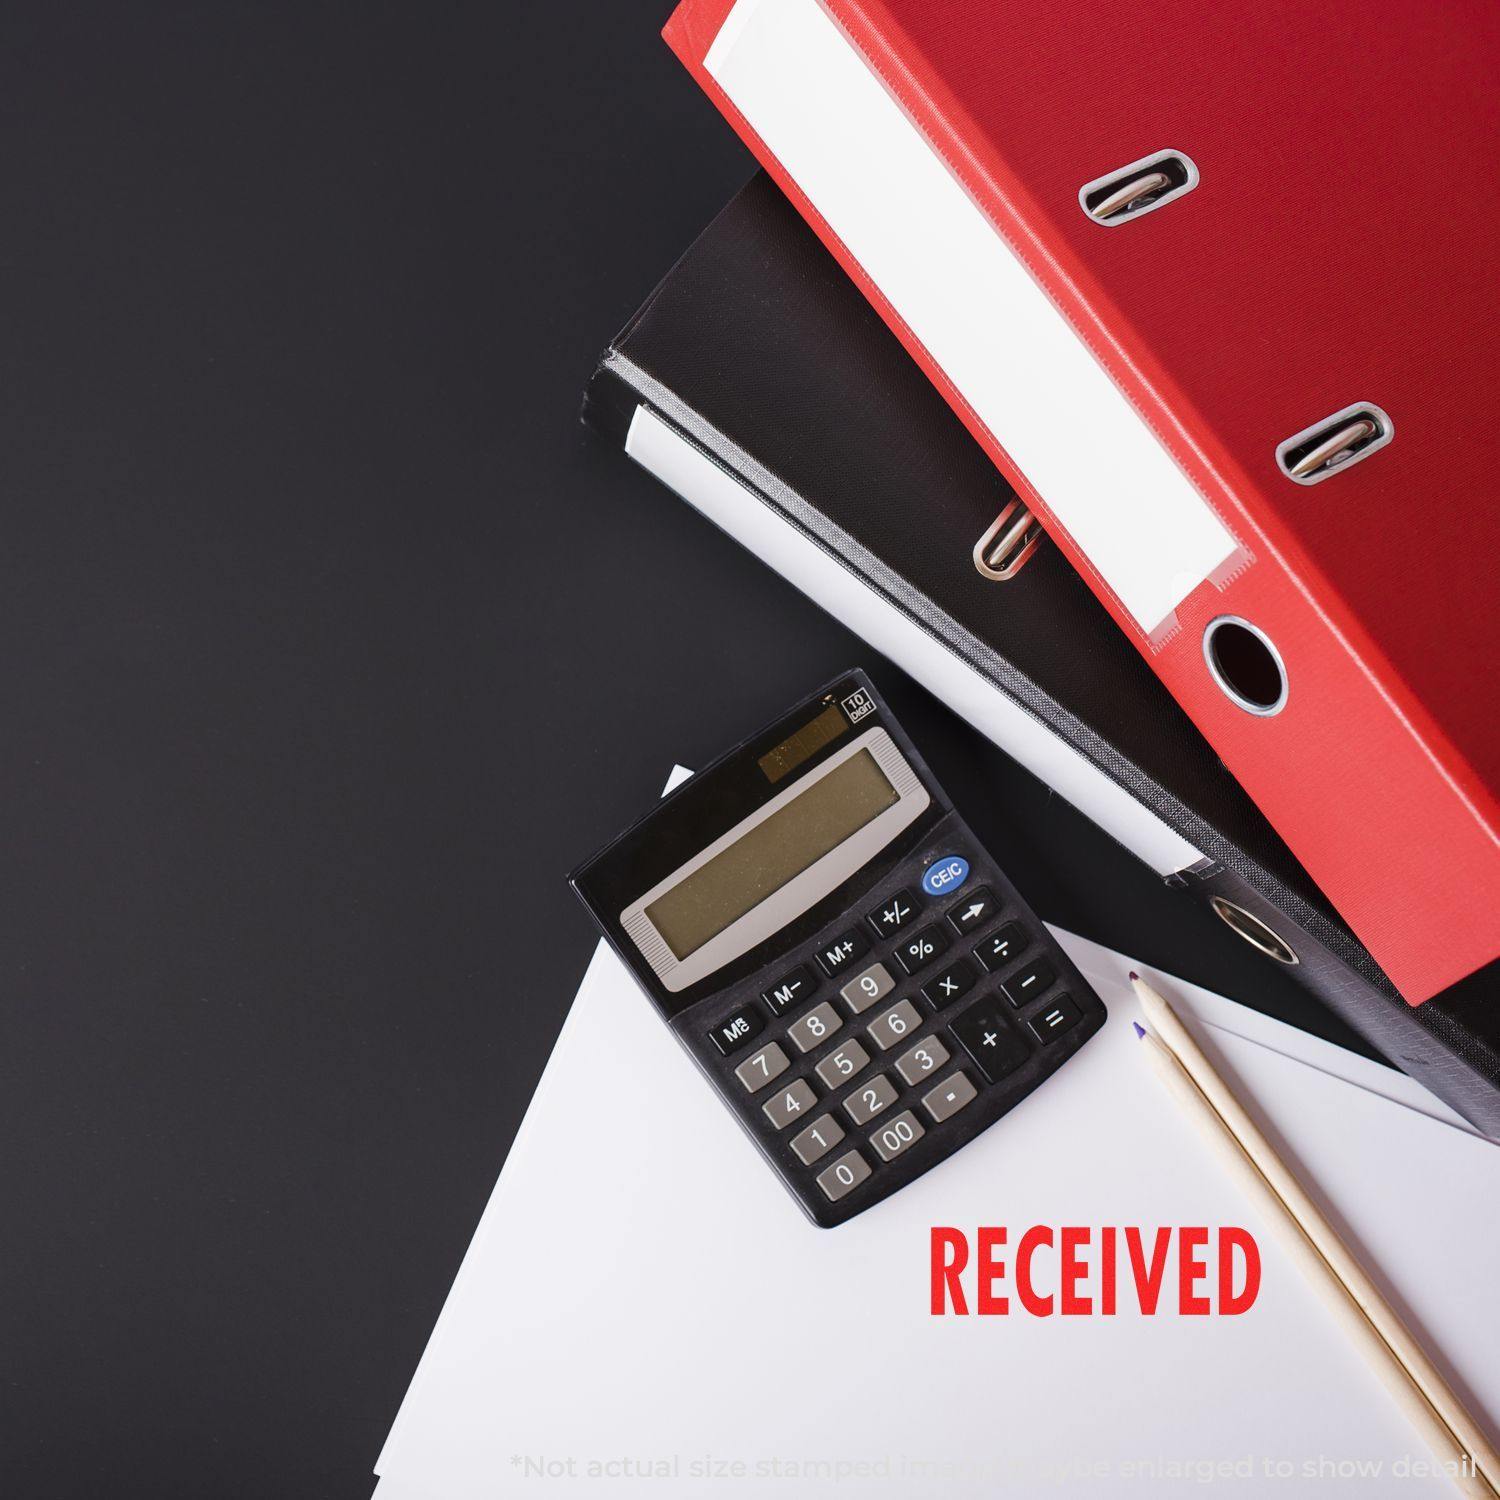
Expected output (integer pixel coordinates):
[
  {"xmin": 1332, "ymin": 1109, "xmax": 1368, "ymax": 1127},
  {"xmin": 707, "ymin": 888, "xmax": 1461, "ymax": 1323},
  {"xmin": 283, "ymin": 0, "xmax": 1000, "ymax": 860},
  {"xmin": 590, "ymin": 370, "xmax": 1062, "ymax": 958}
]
[
  {"xmin": 789, "ymin": 1113, "xmax": 845, "ymax": 1165},
  {"xmin": 787, "ymin": 1000, "xmax": 843, "ymax": 1053},
  {"xmin": 734, "ymin": 1041, "xmax": 789, "ymax": 1093},
  {"xmin": 815, "ymin": 1149, "xmax": 871, "ymax": 1203},
  {"xmin": 843, "ymin": 1073, "xmax": 897, "ymax": 1125},
  {"xmin": 763, "ymin": 1077, "xmax": 817, "ymax": 1130},
  {"xmin": 815, "ymin": 1038, "xmax": 870, "ymax": 1090},
  {"xmin": 866, "ymin": 999, "xmax": 922, "ymax": 1051},
  {"xmin": 921, "ymin": 1071, "xmax": 978, "ymax": 1123},
  {"xmin": 839, "ymin": 961, "xmax": 895, "ymax": 1015},
  {"xmin": 894, "ymin": 1035, "xmax": 951, "ymax": 1086},
  {"xmin": 869, "ymin": 1109, "xmax": 926, "ymax": 1163}
]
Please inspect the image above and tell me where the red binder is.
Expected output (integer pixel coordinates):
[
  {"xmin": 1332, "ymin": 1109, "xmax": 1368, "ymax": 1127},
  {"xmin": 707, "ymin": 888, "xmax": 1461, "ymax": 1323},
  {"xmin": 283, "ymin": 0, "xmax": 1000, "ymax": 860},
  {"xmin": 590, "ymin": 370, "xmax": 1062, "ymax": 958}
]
[{"xmin": 664, "ymin": 0, "xmax": 1500, "ymax": 1005}]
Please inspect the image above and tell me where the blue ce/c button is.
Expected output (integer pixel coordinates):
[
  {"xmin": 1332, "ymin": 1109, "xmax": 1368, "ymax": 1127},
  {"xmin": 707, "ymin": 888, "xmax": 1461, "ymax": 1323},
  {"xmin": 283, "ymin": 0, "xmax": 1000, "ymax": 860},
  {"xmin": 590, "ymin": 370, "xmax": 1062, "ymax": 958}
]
[{"xmin": 921, "ymin": 856, "xmax": 969, "ymax": 897}]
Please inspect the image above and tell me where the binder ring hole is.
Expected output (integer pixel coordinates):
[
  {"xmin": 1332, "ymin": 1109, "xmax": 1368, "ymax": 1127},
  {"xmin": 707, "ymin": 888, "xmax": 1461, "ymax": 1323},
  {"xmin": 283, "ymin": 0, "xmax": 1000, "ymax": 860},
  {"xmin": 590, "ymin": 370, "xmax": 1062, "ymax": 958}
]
[
  {"xmin": 1210, "ymin": 896, "xmax": 1300, "ymax": 965},
  {"xmin": 1203, "ymin": 616, "xmax": 1287, "ymax": 716}
]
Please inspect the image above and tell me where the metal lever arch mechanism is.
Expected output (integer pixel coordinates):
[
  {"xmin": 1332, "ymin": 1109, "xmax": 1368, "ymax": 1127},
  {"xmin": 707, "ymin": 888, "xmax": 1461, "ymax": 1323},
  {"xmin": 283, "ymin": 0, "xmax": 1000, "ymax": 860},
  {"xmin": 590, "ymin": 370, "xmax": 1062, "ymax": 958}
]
[
  {"xmin": 972, "ymin": 499, "xmax": 1043, "ymax": 581},
  {"xmin": 1276, "ymin": 403, "xmax": 1394, "ymax": 484},
  {"xmin": 1079, "ymin": 150, "xmax": 1199, "ymax": 225}
]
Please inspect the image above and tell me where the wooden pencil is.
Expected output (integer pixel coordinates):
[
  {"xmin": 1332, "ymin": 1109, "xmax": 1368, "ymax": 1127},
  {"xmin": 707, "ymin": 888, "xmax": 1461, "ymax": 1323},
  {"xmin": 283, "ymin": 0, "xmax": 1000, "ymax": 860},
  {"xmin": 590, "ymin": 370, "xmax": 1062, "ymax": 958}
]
[{"xmin": 1131, "ymin": 975, "xmax": 1497, "ymax": 1499}]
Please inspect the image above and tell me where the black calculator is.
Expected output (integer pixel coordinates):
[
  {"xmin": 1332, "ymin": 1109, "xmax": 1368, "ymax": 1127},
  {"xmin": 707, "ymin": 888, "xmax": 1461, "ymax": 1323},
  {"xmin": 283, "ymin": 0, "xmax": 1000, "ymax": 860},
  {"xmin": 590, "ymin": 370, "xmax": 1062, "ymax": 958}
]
[{"xmin": 570, "ymin": 671, "xmax": 1106, "ymax": 1227}]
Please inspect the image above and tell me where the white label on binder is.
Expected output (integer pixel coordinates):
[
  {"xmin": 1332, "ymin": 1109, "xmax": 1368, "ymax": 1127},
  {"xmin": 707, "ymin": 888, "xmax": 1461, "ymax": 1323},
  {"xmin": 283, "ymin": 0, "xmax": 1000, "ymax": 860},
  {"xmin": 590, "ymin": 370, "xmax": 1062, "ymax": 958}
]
[{"xmin": 705, "ymin": 0, "xmax": 1241, "ymax": 634}]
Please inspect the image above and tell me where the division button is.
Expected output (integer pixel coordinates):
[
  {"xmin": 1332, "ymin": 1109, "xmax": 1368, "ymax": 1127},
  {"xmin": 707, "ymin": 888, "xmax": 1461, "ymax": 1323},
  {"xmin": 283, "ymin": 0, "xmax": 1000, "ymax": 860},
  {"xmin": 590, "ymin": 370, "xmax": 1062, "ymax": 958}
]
[
  {"xmin": 947, "ymin": 887, "xmax": 999, "ymax": 936},
  {"xmin": 869, "ymin": 1109, "xmax": 926, "ymax": 1163},
  {"xmin": 815, "ymin": 1149, "xmax": 871, "ymax": 1203},
  {"xmin": 1002, "ymin": 957, "xmax": 1058, "ymax": 1009},
  {"xmin": 708, "ymin": 1005, "xmax": 764, "ymax": 1056},
  {"xmin": 866, "ymin": 888, "xmax": 919, "ymax": 938},
  {"xmin": 921, "ymin": 959, "xmax": 977, "ymax": 1010},
  {"xmin": 789, "ymin": 1113, "xmax": 845, "ymax": 1166},
  {"xmin": 763, "ymin": 1078, "xmax": 818, "ymax": 1131},
  {"xmin": 734, "ymin": 1041, "xmax": 790, "ymax": 1093},
  {"xmin": 839, "ymin": 960, "xmax": 895, "ymax": 1015},
  {"xmin": 1028, "ymin": 995, "xmax": 1082, "ymax": 1045},
  {"xmin": 921, "ymin": 1071, "xmax": 978, "ymax": 1123},
  {"xmin": 787, "ymin": 1000, "xmax": 843, "ymax": 1053},
  {"xmin": 950, "ymin": 997, "xmax": 1031, "ymax": 1084},
  {"xmin": 893, "ymin": 1036, "xmax": 952, "ymax": 1086},
  {"xmin": 815, "ymin": 929, "xmax": 870, "ymax": 979},
  {"xmin": 892, "ymin": 924, "xmax": 951, "ymax": 976},
  {"xmin": 762, "ymin": 964, "xmax": 817, "ymax": 1016},
  {"xmin": 974, "ymin": 923, "xmax": 1027, "ymax": 974}
]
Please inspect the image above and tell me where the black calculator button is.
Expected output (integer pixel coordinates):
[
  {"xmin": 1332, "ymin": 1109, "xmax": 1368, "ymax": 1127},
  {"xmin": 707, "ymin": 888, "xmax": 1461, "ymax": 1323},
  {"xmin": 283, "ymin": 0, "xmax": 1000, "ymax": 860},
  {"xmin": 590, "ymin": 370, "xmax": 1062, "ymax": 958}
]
[
  {"xmin": 951, "ymin": 998, "xmax": 1031, "ymax": 1084},
  {"xmin": 892, "ymin": 924, "xmax": 951, "ymax": 976},
  {"xmin": 815, "ymin": 1039, "xmax": 871, "ymax": 1091},
  {"xmin": 869, "ymin": 1109, "xmax": 926, "ymax": 1164},
  {"xmin": 708, "ymin": 1006, "xmax": 764, "ymax": 1056},
  {"xmin": 974, "ymin": 922, "xmax": 1027, "ymax": 974},
  {"xmin": 815, "ymin": 1149, "xmax": 872, "ymax": 1203},
  {"xmin": 839, "ymin": 960, "xmax": 895, "ymax": 1016},
  {"xmin": 763, "ymin": 965, "xmax": 817, "ymax": 1016},
  {"xmin": 921, "ymin": 959, "xmax": 977, "ymax": 1010},
  {"xmin": 734, "ymin": 1041, "xmax": 790, "ymax": 1093},
  {"xmin": 866, "ymin": 999, "xmax": 922, "ymax": 1052},
  {"xmin": 790, "ymin": 1114, "xmax": 845, "ymax": 1166},
  {"xmin": 947, "ymin": 886, "xmax": 999, "ymax": 935},
  {"xmin": 787, "ymin": 1001, "xmax": 843, "ymax": 1054},
  {"xmin": 921, "ymin": 1070, "xmax": 978, "ymax": 1123},
  {"xmin": 815, "ymin": 929, "xmax": 870, "ymax": 979},
  {"xmin": 1028, "ymin": 996, "xmax": 1082, "ymax": 1045},
  {"xmin": 893, "ymin": 1036, "xmax": 951, "ymax": 1087},
  {"xmin": 1002, "ymin": 957, "xmax": 1057, "ymax": 1009},
  {"xmin": 763, "ymin": 1078, "xmax": 818, "ymax": 1131},
  {"xmin": 866, "ymin": 887, "xmax": 919, "ymax": 938},
  {"xmin": 843, "ymin": 1073, "xmax": 898, "ymax": 1125}
]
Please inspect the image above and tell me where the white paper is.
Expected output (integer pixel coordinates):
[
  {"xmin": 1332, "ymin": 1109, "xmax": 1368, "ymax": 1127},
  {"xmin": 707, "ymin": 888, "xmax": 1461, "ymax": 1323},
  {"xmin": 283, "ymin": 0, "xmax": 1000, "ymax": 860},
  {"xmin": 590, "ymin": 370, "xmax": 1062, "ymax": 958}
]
[{"xmin": 374, "ymin": 920, "xmax": 1500, "ymax": 1498}]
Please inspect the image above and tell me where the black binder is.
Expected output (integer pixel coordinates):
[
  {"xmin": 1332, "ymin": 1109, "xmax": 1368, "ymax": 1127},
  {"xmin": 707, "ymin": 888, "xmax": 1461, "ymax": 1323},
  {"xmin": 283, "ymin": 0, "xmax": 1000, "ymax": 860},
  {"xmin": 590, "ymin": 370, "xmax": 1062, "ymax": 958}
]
[{"xmin": 582, "ymin": 172, "xmax": 1500, "ymax": 1137}]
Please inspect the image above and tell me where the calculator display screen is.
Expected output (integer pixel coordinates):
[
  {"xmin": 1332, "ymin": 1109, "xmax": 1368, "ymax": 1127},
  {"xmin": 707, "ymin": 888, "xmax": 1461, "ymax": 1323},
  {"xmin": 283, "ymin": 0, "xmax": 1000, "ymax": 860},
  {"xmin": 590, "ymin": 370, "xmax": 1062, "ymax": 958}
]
[{"xmin": 645, "ymin": 749, "xmax": 899, "ymax": 961}]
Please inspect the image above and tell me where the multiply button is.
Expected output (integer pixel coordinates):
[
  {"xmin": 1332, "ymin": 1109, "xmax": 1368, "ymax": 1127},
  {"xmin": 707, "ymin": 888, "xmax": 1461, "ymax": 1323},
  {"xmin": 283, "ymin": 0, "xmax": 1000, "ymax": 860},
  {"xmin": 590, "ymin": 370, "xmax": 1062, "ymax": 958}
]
[
  {"xmin": 893, "ymin": 925, "xmax": 951, "ymax": 976},
  {"xmin": 708, "ymin": 1005, "xmax": 763, "ymax": 1056},
  {"xmin": 950, "ymin": 997, "xmax": 1031, "ymax": 1084},
  {"xmin": 921, "ymin": 959, "xmax": 977, "ymax": 1010},
  {"xmin": 762, "ymin": 965, "xmax": 816, "ymax": 1017},
  {"xmin": 815, "ymin": 929, "xmax": 870, "ymax": 979},
  {"xmin": 974, "ymin": 923, "xmax": 1026, "ymax": 974},
  {"xmin": 866, "ymin": 888, "xmax": 918, "ymax": 938},
  {"xmin": 947, "ymin": 887, "xmax": 998, "ymax": 936}
]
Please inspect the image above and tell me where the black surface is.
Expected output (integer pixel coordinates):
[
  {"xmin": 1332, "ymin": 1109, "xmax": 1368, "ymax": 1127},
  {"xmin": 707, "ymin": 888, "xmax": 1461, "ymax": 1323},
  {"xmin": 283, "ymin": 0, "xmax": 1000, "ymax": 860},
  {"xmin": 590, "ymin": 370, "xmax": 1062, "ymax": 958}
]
[{"xmin": 0, "ymin": 4, "xmax": 1396, "ymax": 1498}]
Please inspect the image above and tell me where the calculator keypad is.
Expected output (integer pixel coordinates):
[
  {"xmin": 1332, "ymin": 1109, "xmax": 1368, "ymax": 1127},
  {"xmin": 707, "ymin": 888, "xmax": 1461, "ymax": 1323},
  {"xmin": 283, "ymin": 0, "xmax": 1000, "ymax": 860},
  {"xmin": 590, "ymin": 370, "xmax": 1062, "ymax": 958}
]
[
  {"xmin": 839, "ymin": 961, "xmax": 895, "ymax": 1015},
  {"xmin": 816, "ymin": 1150, "xmax": 871, "ymax": 1203},
  {"xmin": 893, "ymin": 1035, "xmax": 951, "ymax": 1086},
  {"xmin": 869, "ymin": 1110, "xmax": 926, "ymax": 1163},
  {"xmin": 843, "ymin": 1074, "xmax": 898, "ymax": 1125},
  {"xmin": 734, "ymin": 1041, "xmax": 790, "ymax": 1092},
  {"xmin": 815, "ymin": 1039, "xmax": 870, "ymax": 1090},
  {"xmin": 790, "ymin": 1114, "xmax": 845, "ymax": 1166},
  {"xmin": 787, "ymin": 1001, "xmax": 843, "ymax": 1053},
  {"xmin": 763, "ymin": 965, "xmax": 817, "ymax": 1016},
  {"xmin": 892, "ymin": 925, "xmax": 950, "ymax": 975},
  {"xmin": 692, "ymin": 828, "xmax": 1103, "ymax": 1227},
  {"xmin": 866, "ymin": 999, "xmax": 922, "ymax": 1051},
  {"xmin": 764, "ymin": 1078, "xmax": 817, "ymax": 1130},
  {"xmin": 815, "ymin": 929, "xmax": 870, "ymax": 978}
]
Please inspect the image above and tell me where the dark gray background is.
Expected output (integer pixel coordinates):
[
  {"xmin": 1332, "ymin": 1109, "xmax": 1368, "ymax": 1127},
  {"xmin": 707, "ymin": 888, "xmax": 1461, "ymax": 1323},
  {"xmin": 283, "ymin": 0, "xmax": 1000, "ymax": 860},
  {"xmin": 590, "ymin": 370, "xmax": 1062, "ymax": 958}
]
[{"xmin": 0, "ymin": 4, "xmax": 1359, "ymax": 1496}]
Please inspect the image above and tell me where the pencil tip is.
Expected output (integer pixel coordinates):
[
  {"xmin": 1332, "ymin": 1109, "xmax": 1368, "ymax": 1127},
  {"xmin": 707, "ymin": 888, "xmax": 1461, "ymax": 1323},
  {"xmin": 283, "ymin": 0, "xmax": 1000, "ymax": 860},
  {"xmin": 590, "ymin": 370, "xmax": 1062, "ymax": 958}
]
[
  {"xmin": 1128, "ymin": 971, "xmax": 1139, "ymax": 982},
  {"xmin": 1132, "ymin": 1021, "xmax": 1146, "ymax": 1038}
]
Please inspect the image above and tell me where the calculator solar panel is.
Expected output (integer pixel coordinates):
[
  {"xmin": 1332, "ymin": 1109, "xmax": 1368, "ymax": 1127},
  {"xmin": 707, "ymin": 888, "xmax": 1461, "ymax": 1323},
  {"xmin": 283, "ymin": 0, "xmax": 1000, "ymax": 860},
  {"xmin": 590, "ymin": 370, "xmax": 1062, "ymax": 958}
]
[{"xmin": 571, "ymin": 670, "xmax": 1106, "ymax": 1227}]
